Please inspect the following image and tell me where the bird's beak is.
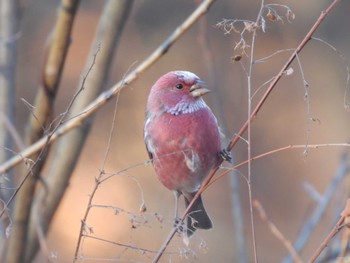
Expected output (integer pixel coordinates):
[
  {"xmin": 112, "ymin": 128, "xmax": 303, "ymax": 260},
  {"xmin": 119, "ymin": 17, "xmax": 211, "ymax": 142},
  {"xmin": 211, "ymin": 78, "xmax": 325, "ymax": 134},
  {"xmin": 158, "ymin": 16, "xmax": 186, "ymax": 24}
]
[{"xmin": 189, "ymin": 80, "xmax": 210, "ymax": 97}]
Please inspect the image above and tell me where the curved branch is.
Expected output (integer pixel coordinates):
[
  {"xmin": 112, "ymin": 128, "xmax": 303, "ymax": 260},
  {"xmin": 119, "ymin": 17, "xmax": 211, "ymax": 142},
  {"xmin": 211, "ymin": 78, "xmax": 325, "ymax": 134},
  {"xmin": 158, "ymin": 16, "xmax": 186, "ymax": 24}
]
[
  {"xmin": 0, "ymin": 0, "xmax": 218, "ymax": 176},
  {"xmin": 151, "ymin": 0, "xmax": 341, "ymax": 262}
]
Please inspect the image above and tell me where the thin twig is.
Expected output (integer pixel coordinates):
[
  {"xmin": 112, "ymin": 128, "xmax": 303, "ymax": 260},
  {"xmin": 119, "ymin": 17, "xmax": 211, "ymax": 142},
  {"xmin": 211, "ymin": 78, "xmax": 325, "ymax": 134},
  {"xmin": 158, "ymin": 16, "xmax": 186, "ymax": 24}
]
[
  {"xmin": 209, "ymin": 143, "xmax": 350, "ymax": 189},
  {"xmin": 82, "ymin": 235, "xmax": 178, "ymax": 256},
  {"xmin": 253, "ymin": 200, "xmax": 303, "ymax": 263},
  {"xmin": 152, "ymin": 141, "xmax": 350, "ymax": 262},
  {"xmin": 0, "ymin": 0, "xmax": 218, "ymax": 177},
  {"xmin": 283, "ymin": 153, "xmax": 350, "ymax": 263},
  {"xmin": 0, "ymin": 111, "xmax": 24, "ymax": 151},
  {"xmin": 151, "ymin": 1, "xmax": 341, "ymax": 261},
  {"xmin": 311, "ymin": 37, "xmax": 350, "ymax": 110},
  {"xmin": 227, "ymin": 0, "xmax": 341, "ymax": 152},
  {"xmin": 73, "ymin": 76, "xmax": 122, "ymax": 261},
  {"xmin": 0, "ymin": 39, "xmax": 99, "ymax": 219},
  {"xmin": 309, "ymin": 199, "xmax": 350, "ymax": 263},
  {"xmin": 245, "ymin": 0, "xmax": 266, "ymax": 261},
  {"xmin": 26, "ymin": 2, "xmax": 135, "ymax": 259},
  {"xmin": 196, "ymin": 0, "xmax": 247, "ymax": 261}
]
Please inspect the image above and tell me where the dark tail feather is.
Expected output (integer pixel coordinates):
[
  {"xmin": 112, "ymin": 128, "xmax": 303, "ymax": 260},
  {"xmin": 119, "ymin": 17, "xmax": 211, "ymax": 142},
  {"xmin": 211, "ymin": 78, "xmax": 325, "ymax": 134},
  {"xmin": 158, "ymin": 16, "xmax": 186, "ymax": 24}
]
[{"xmin": 183, "ymin": 192, "xmax": 212, "ymax": 237}]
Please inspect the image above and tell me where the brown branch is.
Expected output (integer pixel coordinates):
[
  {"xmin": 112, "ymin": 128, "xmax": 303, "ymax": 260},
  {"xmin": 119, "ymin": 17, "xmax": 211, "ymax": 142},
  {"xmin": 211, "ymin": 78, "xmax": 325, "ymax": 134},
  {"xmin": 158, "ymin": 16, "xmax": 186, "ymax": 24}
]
[
  {"xmin": 226, "ymin": 0, "xmax": 340, "ymax": 152},
  {"xmin": 73, "ymin": 71, "xmax": 123, "ymax": 260},
  {"xmin": 24, "ymin": 1, "xmax": 134, "ymax": 261},
  {"xmin": 283, "ymin": 153, "xmax": 350, "ymax": 263},
  {"xmin": 309, "ymin": 199, "xmax": 350, "ymax": 263},
  {"xmin": 195, "ymin": 0, "xmax": 247, "ymax": 260},
  {"xmin": 0, "ymin": 0, "xmax": 217, "ymax": 177},
  {"xmin": 4, "ymin": 1, "xmax": 81, "ymax": 262},
  {"xmin": 151, "ymin": 1, "xmax": 341, "ymax": 262},
  {"xmin": 82, "ymin": 235, "xmax": 178, "ymax": 256},
  {"xmin": 253, "ymin": 200, "xmax": 303, "ymax": 263},
  {"xmin": 26, "ymin": 0, "xmax": 80, "ymax": 144}
]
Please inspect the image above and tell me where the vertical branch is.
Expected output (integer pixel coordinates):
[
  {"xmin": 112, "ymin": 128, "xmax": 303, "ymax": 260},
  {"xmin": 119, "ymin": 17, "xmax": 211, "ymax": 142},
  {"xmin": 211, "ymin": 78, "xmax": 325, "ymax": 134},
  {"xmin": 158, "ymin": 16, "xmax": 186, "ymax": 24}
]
[
  {"xmin": 5, "ymin": 1, "xmax": 80, "ymax": 263},
  {"xmin": 0, "ymin": 0, "xmax": 217, "ymax": 176},
  {"xmin": 73, "ymin": 88, "xmax": 121, "ymax": 261},
  {"xmin": 245, "ymin": 1, "xmax": 265, "ymax": 262},
  {"xmin": 0, "ymin": 0, "xmax": 19, "ymax": 259},
  {"xmin": 195, "ymin": 0, "xmax": 247, "ymax": 261},
  {"xmin": 26, "ymin": 0, "xmax": 82, "ymax": 144},
  {"xmin": 25, "ymin": 0, "xmax": 134, "ymax": 261},
  {"xmin": 0, "ymin": 0, "xmax": 19, "ymax": 205},
  {"xmin": 153, "ymin": 0, "xmax": 341, "ymax": 262},
  {"xmin": 226, "ymin": 0, "xmax": 341, "ymax": 152}
]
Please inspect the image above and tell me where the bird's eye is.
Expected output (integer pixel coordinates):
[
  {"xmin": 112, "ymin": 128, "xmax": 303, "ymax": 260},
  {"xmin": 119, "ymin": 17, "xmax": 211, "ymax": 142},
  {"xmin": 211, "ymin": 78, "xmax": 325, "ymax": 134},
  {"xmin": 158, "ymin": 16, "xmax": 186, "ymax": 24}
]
[{"xmin": 175, "ymin": 83, "xmax": 183, "ymax": 90}]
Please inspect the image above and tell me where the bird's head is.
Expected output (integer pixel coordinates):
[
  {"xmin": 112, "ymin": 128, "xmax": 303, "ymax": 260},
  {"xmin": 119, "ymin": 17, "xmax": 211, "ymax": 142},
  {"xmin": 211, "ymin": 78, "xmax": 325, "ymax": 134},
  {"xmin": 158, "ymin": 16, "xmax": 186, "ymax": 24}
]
[{"xmin": 147, "ymin": 71, "xmax": 210, "ymax": 115}]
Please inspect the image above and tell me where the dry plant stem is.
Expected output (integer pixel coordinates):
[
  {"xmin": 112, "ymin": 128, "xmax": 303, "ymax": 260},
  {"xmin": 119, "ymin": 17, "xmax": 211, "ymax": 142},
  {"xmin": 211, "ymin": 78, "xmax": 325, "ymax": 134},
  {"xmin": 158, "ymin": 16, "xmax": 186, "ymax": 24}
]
[
  {"xmin": 195, "ymin": 0, "xmax": 247, "ymax": 261},
  {"xmin": 339, "ymin": 228, "xmax": 350, "ymax": 260},
  {"xmin": 4, "ymin": 1, "xmax": 80, "ymax": 263},
  {"xmin": 27, "ymin": 0, "xmax": 80, "ymax": 145},
  {"xmin": 208, "ymin": 143, "xmax": 350, "ymax": 189},
  {"xmin": 227, "ymin": 0, "xmax": 340, "ymax": 152},
  {"xmin": 309, "ymin": 199, "xmax": 350, "ymax": 263},
  {"xmin": 0, "ymin": 3, "xmax": 220, "ymax": 257},
  {"xmin": 283, "ymin": 153, "xmax": 350, "ymax": 263},
  {"xmin": 82, "ymin": 235, "xmax": 178, "ymax": 256},
  {"xmin": 1, "ymin": 1, "xmax": 216, "ymax": 256},
  {"xmin": 311, "ymin": 37, "xmax": 350, "ymax": 109},
  {"xmin": 0, "ymin": 0, "xmax": 18, "ymax": 258},
  {"xmin": 254, "ymin": 200, "xmax": 303, "ymax": 263},
  {"xmin": 73, "ymin": 172, "xmax": 103, "ymax": 261},
  {"xmin": 73, "ymin": 87, "xmax": 121, "ymax": 261},
  {"xmin": 4, "ymin": 137, "xmax": 52, "ymax": 263},
  {"xmin": 196, "ymin": 0, "xmax": 247, "ymax": 261},
  {"xmin": 80, "ymin": 0, "xmax": 217, "ymax": 261},
  {"xmin": 245, "ymin": 0, "xmax": 265, "ymax": 261},
  {"xmin": 152, "ymin": 1, "xmax": 340, "ymax": 262},
  {"xmin": 0, "ymin": 0, "xmax": 18, "ymax": 203},
  {"xmin": 0, "ymin": 0, "xmax": 217, "ymax": 176},
  {"xmin": 1, "ymin": 112, "xmax": 25, "ymax": 151},
  {"xmin": 24, "ymin": 1, "xmax": 133, "ymax": 261}
]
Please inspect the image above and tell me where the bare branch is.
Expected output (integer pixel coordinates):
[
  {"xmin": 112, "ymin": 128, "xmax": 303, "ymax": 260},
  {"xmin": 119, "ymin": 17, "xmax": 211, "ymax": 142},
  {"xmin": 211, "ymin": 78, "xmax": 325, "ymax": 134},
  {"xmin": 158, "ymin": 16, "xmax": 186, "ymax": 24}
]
[
  {"xmin": 283, "ymin": 153, "xmax": 350, "ymax": 263},
  {"xmin": 0, "ymin": 0, "xmax": 19, "ymax": 201},
  {"xmin": 25, "ymin": 1, "xmax": 134, "ymax": 261},
  {"xmin": 151, "ymin": 1, "xmax": 341, "ymax": 262},
  {"xmin": 4, "ymin": 0, "xmax": 81, "ymax": 262},
  {"xmin": 311, "ymin": 37, "xmax": 350, "ymax": 110},
  {"xmin": 0, "ymin": 0, "xmax": 217, "ymax": 177},
  {"xmin": 254, "ymin": 200, "xmax": 303, "ymax": 263},
  {"xmin": 309, "ymin": 199, "xmax": 350, "ymax": 263},
  {"xmin": 0, "ymin": 0, "xmax": 19, "ymax": 260}
]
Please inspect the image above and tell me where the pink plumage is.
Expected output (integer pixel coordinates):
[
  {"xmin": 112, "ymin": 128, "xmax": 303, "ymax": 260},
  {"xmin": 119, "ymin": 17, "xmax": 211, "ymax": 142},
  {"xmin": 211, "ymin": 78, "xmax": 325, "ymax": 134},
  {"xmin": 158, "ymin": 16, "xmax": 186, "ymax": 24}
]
[{"xmin": 144, "ymin": 71, "xmax": 222, "ymax": 236}]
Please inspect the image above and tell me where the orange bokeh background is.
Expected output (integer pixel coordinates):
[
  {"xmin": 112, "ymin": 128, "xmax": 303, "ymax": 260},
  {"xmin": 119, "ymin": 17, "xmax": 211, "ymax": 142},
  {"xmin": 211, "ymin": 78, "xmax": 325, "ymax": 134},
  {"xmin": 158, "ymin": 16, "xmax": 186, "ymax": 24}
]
[{"xmin": 13, "ymin": 0, "xmax": 350, "ymax": 262}]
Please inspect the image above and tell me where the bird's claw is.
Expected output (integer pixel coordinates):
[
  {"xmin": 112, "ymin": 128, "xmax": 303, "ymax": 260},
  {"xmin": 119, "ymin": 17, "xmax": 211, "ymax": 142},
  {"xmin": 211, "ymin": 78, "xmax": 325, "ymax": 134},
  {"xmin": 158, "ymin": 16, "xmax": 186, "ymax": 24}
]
[
  {"xmin": 220, "ymin": 149, "xmax": 232, "ymax": 163},
  {"xmin": 174, "ymin": 217, "xmax": 185, "ymax": 233}
]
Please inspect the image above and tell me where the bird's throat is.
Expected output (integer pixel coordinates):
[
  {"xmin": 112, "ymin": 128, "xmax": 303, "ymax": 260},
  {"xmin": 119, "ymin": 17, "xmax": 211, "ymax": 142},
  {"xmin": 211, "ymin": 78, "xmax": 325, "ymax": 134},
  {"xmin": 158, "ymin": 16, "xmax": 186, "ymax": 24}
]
[{"xmin": 165, "ymin": 99, "xmax": 208, "ymax": 116}]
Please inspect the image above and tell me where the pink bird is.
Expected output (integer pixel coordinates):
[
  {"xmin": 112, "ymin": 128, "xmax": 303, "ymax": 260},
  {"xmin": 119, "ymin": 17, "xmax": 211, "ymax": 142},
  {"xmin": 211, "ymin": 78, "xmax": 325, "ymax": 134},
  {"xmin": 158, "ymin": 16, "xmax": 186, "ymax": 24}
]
[{"xmin": 144, "ymin": 71, "xmax": 227, "ymax": 237}]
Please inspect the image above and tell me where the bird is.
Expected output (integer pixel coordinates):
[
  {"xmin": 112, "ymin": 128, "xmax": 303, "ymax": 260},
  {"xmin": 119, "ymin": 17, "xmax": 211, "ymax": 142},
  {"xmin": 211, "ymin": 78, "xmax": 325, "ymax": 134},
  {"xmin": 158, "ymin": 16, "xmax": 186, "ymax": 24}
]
[{"xmin": 144, "ymin": 70, "xmax": 226, "ymax": 237}]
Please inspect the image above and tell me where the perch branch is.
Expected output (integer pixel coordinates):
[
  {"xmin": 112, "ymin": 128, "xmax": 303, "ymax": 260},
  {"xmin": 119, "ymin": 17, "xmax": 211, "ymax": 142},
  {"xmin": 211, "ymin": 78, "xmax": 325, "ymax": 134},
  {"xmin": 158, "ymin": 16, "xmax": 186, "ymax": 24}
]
[
  {"xmin": 151, "ymin": 1, "xmax": 341, "ymax": 262},
  {"xmin": 0, "ymin": 0, "xmax": 217, "ymax": 176}
]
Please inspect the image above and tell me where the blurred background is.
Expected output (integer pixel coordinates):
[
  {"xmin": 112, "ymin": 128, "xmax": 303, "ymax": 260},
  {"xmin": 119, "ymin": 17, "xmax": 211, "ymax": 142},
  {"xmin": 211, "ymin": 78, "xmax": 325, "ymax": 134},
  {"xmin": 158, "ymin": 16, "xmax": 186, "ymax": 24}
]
[{"xmin": 3, "ymin": 0, "xmax": 350, "ymax": 262}]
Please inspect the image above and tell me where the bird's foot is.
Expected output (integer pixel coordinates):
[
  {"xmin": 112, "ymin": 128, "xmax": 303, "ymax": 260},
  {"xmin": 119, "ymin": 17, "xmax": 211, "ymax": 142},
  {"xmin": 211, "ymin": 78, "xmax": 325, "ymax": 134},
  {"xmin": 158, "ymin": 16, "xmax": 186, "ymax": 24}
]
[
  {"xmin": 220, "ymin": 149, "xmax": 232, "ymax": 163},
  {"xmin": 174, "ymin": 217, "xmax": 185, "ymax": 233}
]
